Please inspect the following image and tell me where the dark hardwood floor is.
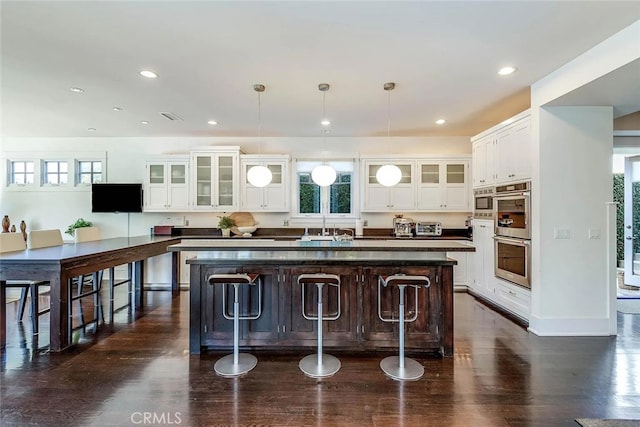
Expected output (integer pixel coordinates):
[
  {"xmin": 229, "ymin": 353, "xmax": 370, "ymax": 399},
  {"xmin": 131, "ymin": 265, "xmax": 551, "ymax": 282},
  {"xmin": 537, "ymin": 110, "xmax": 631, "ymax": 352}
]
[{"xmin": 2, "ymin": 286, "xmax": 640, "ymax": 426}]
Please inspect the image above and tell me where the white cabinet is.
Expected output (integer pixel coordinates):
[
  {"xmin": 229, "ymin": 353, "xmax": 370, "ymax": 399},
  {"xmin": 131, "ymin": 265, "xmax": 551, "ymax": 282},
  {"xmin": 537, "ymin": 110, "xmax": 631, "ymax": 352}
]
[
  {"xmin": 495, "ymin": 117, "xmax": 532, "ymax": 184},
  {"xmin": 191, "ymin": 149, "xmax": 240, "ymax": 211},
  {"xmin": 472, "ymin": 219, "xmax": 496, "ymax": 297},
  {"xmin": 362, "ymin": 160, "xmax": 415, "ymax": 212},
  {"xmin": 472, "ymin": 135, "xmax": 496, "ymax": 188},
  {"xmin": 496, "ymin": 278, "xmax": 531, "ymax": 320},
  {"xmin": 447, "ymin": 247, "xmax": 468, "ymax": 290},
  {"xmin": 417, "ymin": 160, "xmax": 470, "ymax": 211},
  {"xmin": 472, "ymin": 110, "xmax": 531, "ymax": 188},
  {"xmin": 240, "ymin": 155, "xmax": 290, "ymax": 212},
  {"xmin": 144, "ymin": 158, "xmax": 189, "ymax": 212}
]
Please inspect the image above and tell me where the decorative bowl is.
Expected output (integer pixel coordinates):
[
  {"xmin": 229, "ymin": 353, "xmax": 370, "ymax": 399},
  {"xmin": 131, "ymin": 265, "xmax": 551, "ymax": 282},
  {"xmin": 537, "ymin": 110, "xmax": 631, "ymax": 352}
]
[{"xmin": 237, "ymin": 225, "xmax": 257, "ymax": 237}]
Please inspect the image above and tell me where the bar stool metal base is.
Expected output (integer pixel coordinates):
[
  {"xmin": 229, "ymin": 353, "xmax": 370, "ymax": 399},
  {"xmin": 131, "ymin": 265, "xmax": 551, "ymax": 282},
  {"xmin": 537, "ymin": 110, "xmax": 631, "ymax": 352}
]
[
  {"xmin": 214, "ymin": 353, "xmax": 258, "ymax": 378},
  {"xmin": 380, "ymin": 356, "xmax": 424, "ymax": 381},
  {"xmin": 299, "ymin": 353, "xmax": 341, "ymax": 378}
]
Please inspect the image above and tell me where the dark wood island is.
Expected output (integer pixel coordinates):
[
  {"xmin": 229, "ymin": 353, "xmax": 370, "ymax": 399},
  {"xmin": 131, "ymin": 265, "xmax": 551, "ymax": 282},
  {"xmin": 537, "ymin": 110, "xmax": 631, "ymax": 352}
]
[{"xmin": 169, "ymin": 239, "xmax": 474, "ymax": 357}]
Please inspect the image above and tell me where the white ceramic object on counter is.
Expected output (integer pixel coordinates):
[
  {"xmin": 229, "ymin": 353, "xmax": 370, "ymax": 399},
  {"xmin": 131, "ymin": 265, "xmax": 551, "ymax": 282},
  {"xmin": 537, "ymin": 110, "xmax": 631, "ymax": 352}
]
[{"xmin": 237, "ymin": 225, "xmax": 257, "ymax": 237}]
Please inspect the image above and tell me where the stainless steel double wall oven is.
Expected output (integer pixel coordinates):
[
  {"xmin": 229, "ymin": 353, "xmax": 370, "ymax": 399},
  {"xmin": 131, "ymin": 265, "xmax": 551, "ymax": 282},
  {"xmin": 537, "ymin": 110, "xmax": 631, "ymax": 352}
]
[{"xmin": 493, "ymin": 181, "xmax": 531, "ymax": 288}]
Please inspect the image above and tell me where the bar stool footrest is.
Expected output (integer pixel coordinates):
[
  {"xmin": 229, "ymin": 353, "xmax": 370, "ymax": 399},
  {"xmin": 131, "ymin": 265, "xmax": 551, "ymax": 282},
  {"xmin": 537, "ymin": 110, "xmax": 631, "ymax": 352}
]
[
  {"xmin": 299, "ymin": 353, "xmax": 341, "ymax": 378},
  {"xmin": 214, "ymin": 353, "xmax": 257, "ymax": 377},
  {"xmin": 380, "ymin": 356, "xmax": 424, "ymax": 381}
]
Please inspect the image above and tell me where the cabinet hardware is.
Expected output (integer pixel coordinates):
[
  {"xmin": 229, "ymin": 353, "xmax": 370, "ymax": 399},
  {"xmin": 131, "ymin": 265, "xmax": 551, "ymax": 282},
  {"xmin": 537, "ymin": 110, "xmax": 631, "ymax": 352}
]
[
  {"xmin": 508, "ymin": 290, "xmax": 516, "ymax": 296},
  {"xmin": 204, "ymin": 325, "xmax": 207, "ymax": 333},
  {"xmin": 435, "ymin": 275, "xmax": 439, "ymax": 283},
  {"xmin": 283, "ymin": 325, "xmax": 286, "ymax": 333},
  {"xmin": 277, "ymin": 325, "xmax": 280, "ymax": 333}
]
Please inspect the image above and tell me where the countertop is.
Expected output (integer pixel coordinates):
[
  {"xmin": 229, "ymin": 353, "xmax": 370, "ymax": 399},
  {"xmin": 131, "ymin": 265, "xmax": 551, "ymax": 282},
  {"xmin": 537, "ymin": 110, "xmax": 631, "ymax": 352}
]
[{"xmin": 168, "ymin": 238, "xmax": 474, "ymax": 252}]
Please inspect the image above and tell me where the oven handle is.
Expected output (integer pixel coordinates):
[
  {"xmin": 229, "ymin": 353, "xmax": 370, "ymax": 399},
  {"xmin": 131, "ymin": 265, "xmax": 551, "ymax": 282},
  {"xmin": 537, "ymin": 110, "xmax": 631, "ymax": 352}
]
[
  {"xmin": 493, "ymin": 236, "xmax": 530, "ymax": 246},
  {"xmin": 494, "ymin": 191, "xmax": 530, "ymax": 200}
]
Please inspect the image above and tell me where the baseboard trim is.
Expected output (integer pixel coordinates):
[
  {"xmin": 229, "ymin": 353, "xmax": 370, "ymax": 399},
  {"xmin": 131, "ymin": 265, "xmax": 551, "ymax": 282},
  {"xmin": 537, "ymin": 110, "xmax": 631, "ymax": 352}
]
[{"xmin": 528, "ymin": 315, "xmax": 612, "ymax": 336}]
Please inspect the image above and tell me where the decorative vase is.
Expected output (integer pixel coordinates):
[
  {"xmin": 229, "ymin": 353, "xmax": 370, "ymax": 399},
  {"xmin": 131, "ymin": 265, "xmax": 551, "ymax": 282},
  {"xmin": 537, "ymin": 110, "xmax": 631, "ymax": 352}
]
[
  {"xmin": 10, "ymin": 225, "xmax": 16, "ymax": 232},
  {"xmin": 221, "ymin": 228, "xmax": 231, "ymax": 238},
  {"xmin": 2, "ymin": 215, "xmax": 9, "ymax": 233},
  {"xmin": 20, "ymin": 220, "xmax": 27, "ymax": 241}
]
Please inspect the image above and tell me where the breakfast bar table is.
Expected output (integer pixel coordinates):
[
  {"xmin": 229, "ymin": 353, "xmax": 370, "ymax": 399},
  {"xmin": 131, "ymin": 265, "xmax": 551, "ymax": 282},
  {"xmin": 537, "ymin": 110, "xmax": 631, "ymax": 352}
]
[{"xmin": 0, "ymin": 235, "xmax": 182, "ymax": 351}]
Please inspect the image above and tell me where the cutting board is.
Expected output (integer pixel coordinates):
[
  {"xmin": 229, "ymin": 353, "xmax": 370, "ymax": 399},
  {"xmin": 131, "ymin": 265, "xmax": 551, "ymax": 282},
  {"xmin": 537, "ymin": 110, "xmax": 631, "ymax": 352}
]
[{"xmin": 230, "ymin": 212, "xmax": 255, "ymax": 235}]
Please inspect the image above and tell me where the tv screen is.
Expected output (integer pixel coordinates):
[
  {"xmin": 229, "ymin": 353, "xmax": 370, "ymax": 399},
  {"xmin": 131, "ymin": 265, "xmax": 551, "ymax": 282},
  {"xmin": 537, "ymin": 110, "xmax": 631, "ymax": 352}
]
[{"xmin": 91, "ymin": 183, "xmax": 143, "ymax": 213}]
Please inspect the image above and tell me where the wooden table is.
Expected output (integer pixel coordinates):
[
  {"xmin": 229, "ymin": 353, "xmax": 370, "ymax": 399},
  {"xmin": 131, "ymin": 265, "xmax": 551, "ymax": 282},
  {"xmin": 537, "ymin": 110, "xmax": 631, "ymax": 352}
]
[
  {"xmin": 169, "ymin": 239, "xmax": 474, "ymax": 357},
  {"xmin": 0, "ymin": 235, "xmax": 182, "ymax": 351}
]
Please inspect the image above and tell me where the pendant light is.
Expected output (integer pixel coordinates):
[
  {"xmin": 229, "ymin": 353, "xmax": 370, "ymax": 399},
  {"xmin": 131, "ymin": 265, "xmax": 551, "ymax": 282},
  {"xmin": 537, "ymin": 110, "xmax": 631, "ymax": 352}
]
[
  {"xmin": 246, "ymin": 83, "xmax": 273, "ymax": 188},
  {"xmin": 311, "ymin": 83, "xmax": 337, "ymax": 187},
  {"xmin": 376, "ymin": 82, "xmax": 402, "ymax": 187}
]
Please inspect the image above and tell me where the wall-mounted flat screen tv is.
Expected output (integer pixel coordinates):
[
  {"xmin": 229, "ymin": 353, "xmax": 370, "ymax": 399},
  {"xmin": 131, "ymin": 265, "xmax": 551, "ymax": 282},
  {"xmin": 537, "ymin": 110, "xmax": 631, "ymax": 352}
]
[{"xmin": 91, "ymin": 183, "xmax": 143, "ymax": 213}]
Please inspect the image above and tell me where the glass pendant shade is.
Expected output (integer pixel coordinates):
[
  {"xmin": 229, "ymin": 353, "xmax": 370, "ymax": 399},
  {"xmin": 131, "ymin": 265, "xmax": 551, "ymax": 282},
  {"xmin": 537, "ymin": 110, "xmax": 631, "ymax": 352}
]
[
  {"xmin": 247, "ymin": 165, "xmax": 272, "ymax": 187},
  {"xmin": 311, "ymin": 165, "xmax": 337, "ymax": 187},
  {"xmin": 376, "ymin": 164, "xmax": 402, "ymax": 187}
]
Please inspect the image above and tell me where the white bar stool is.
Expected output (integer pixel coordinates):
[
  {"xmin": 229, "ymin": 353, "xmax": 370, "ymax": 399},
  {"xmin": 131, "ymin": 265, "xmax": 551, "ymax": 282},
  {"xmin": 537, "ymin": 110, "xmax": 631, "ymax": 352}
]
[
  {"xmin": 378, "ymin": 274, "xmax": 431, "ymax": 381},
  {"xmin": 208, "ymin": 273, "xmax": 262, "ymax": 377},
  {"xmin": 297, "ymin": 273, "xmax": 341, "ymax": 378}
]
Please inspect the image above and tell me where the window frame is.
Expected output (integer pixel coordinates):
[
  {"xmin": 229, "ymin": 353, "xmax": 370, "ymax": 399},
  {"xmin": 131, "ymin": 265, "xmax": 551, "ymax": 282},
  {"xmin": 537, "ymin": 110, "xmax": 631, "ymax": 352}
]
[
  {"xmin": 8, "ymin": 160, "xmax": 36, "ymax": 186},
  {"xmin": 76, "ymin": 159, "xmax": 104, "ymax": 186},
  {"xmin": 41, "ymin": 159, "xmax": 69, "ymax": 187},
  {"xmin": 291, "ymin": 158, "xmax": 360, "ymax": 222}
]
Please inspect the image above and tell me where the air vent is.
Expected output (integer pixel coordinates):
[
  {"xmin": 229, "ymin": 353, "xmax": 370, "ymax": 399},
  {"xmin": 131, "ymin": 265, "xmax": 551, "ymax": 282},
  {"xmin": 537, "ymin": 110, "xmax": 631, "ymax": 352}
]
[{"xmin": 159, "ymin": 112, "xmax": 183, "ymax": 121}]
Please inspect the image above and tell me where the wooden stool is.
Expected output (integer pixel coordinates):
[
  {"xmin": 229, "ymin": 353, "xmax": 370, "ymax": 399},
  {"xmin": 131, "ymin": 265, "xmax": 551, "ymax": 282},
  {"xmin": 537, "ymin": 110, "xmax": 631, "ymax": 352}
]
[
  {"xmin": 208, "ymin": 273, "xmax": 262, "ymax": 377},
  {"xmin": 297, "ymin": 273, "xmax": 341, "ymax": 378},
  {"xmin": 378, "ymin": 274, "xmax": 431, "ymax": 381}
]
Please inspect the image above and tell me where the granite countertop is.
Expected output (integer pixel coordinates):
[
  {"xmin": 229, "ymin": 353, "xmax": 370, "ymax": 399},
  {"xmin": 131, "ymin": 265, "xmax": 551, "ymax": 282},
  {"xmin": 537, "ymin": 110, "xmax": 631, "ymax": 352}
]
[{"xmin": 168, "ymin": 238, "xmax": 475, "ymax": 252}]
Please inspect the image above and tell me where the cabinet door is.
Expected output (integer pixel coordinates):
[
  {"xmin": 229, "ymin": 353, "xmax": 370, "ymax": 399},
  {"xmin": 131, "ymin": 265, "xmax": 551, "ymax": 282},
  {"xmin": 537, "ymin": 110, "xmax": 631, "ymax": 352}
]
[
  {"xmin": 447, "ymin": 250, "xmax": 467, "ymax": 289},
  {"xmin": 417, "ymin": 161, "xmax": 469, "ymax": 211},
  {"xmin": 193, "ymin": 154, "xmax": 214, "ymax": 209},
  {"xmin": 167, "ymin": 162, "xmax": 189, "ymax": 210},
  {"xmin": 200, "ymin": 266, "xmax": 279, "ymax": 347},
  {"xmin": 145, "ymin": 162, "xmax": 169, "ymax": 210},
  {"xmin": 361, "ymin": 266, "xmax": 441, "ymax": 350},
  {"xmin": 417, "ymin": 162, "xmax": 442, "ymax": 210},
  {"xmin": 472, "ymin": 219, "xmax": 496, "ymax": 297},
  {"xmin": 215, "ymin": 154, "xmax": 237, "ymax": 210},
  {"xmin": 512, "ymin": 118, "xmax": 532, "ymax": 181},
  {"xmin": 280, "ymin": 267, "xmax": 358, "ymax": 346}
]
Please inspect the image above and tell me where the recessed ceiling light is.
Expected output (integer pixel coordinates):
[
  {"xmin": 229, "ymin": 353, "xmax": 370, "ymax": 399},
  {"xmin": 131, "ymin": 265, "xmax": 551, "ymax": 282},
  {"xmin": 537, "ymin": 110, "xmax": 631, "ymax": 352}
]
[
  {"xmin": 69, "ymin": 87, "xmax": 84, "ymax": 93},
  {"xmin": 207, "ymin": 120, "xmax": 218, "ymax": 125},
  {"xmin": 321, "ymin": 119, "xmax": 331, "ymax": 126},
  {"xmin": 435, "ymin": 119, "xmax": 446, "ymax": 125},
  {"xmin": 498, "ymin": 66, "xmax": 517, "ymax": 76},
  {"xmin": 139, "ymin": 70, "xmax": 158, "ymax": 79},
  {"xmin": 113, "ymin": 106, "xmax": 123, "ymax": 111},
  {"xmin": 87, "ymin": 127, "xmax": 96, "ymax": 132},
  {"xmin": 141, "ymin": 120, "xmax": 149, "ymax": 125}
]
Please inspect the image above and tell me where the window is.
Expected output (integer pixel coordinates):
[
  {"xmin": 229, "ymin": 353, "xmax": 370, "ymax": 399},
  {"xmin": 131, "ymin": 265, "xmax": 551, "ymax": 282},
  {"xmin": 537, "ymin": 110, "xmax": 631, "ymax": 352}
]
[
  {"xmin": 296, "ymin": 160, "xmax": 354, "ymax": 216},
  {"xmin": 10, "ymin": 161, "xmax": 35, "ymax": 185},
  {"xmin": 77, "ymin": 160, "xmax": 103, "ymax": 184},
  {"xmin": 42, "ymin": 160, "xmax": 68, "ymax": 185}
]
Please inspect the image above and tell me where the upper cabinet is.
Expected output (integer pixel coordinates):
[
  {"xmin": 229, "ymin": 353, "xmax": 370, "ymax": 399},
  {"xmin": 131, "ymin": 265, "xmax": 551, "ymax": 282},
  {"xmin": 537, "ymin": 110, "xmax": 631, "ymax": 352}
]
[
  {"xmin": 495, "ymin": 117, "xmax": 532, "ymax": 184},
  {"xmin": 362, "ymin": 160, "xmax": 416, "ymax": 212},
  {"xmin": 191, "ymin": 148, "xmax": 240, "ymax": 211},
  {"xmin": 240, "ymin": 155, "xmax": 290, "ymax": 212},
  {"xmin": 472, "ymin": 110, "xmax": 531, "ymax": 188},
  {"xmin": 144, "ymin": 157, "xmax": 190, "ymax": 212},
  {"xmin": 417, "ymin": 160, "xmax": 470, "ymax": 211}
]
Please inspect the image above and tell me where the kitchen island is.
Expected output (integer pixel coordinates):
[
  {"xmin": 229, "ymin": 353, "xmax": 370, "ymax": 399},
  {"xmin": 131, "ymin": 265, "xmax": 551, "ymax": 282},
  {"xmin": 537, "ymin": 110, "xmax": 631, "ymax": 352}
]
[{"xmin": 168, "ymin": 239, "xmax": 474, "ymax": 357}]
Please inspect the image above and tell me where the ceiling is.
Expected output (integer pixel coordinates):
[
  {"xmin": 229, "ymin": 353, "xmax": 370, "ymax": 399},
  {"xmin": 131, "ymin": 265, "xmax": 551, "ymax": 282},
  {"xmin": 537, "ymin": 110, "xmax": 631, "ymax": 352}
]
[{"xmin": 1, "ymin": 1, "xmax": 639, "ymax": 139}]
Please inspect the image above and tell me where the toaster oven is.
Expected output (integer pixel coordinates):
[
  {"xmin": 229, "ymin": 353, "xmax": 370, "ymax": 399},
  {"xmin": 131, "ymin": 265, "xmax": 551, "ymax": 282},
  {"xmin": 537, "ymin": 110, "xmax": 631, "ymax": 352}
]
[{"xmin": 415, "ymin": 222, "xmax": 442, "ymax": 236}]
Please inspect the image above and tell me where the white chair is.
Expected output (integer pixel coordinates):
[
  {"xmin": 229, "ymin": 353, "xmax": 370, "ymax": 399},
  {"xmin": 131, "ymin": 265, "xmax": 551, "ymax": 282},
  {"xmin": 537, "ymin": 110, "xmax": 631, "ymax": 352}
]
[
  {"xmin": 74, "ymin": 226, "xmax": 101, "ymax": 243},
  {"xmin": 1, "ymin": 232, "xmax": 50, "ymax": 335},
  {"xmin": 27, "ymin": 229, "xmax": 64, "ymax": 249}
]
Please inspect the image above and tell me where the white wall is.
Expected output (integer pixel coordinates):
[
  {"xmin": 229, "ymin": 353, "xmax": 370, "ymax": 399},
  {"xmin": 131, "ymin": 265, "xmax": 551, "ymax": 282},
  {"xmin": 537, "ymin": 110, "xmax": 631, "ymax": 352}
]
[
  {"xmin": 528, "ymin": 20, "xmax": 639, "ymax": 335},
  {"xmin": 529, "ymin": 106, "xmax": 612, "ymax": 335}
]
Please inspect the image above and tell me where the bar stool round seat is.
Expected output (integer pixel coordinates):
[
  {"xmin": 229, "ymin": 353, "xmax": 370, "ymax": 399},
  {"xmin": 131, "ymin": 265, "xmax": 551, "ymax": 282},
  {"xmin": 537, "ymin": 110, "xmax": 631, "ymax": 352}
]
[
  {"xmin": 208, "ymin": 273, "xmax": 262, "ymax": 378},
  {"xmin": 297, "ymin": 273, "xmax": 341, "ymax": 378},
  {"xmin": 378, "ymin": 274, "xmax": 431, "ymax": 381}
]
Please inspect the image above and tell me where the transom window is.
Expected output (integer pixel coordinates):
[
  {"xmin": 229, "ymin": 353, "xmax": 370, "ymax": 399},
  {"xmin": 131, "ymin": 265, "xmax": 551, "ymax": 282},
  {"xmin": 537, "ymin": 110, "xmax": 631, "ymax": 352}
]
[
  {"xmin": 43, "ymin": 161, "xmax": 68, "ymax": 185},
  {"xmin": 296, "ymin": 160, "xmax": 354, "ymax": 216},
  {"xmin": 77, "ymin": 160, "xmax": 103, "ymax": 184},
  {"xmin": 10, "ymin": 161, "xmax": 35, "ymax": 185}
]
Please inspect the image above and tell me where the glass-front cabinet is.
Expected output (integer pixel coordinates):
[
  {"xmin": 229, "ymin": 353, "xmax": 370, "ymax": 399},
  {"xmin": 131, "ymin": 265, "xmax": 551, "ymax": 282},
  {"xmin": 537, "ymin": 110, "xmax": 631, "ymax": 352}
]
[
  {"xmin": 144, "ymin": 157, "xmax": 189, "ymax": 212},
  {"xmin": 417, "ymin": 160, "xmax": 469, "ymax": 211},
  {"xmin": 362, "ymin": 160, "xmax": 415, "ymax": 212},
  {"xmin": 240, "ymin": 155, "xmax": 290, "ymax": 212},
  {"xmin": 191, "ymin": 148, "xmax": 239, "ymax": 211}
]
